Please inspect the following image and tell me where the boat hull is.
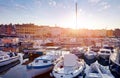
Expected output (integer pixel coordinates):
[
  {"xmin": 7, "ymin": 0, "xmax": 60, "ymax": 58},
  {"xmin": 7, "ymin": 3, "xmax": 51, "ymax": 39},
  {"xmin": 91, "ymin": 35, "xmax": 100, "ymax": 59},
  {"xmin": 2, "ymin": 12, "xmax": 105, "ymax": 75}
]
[
  {"xmin": 27, "ymin": 64, "xmax": 53, "ymax": 77},
  {"xmin": 0, "ymin": 56, "xmax": 19, "ymax": 67},
  {"xmin": 52, "ymin": 68, "xmax": 85, "ymax": 78},
  {"xmin": 84, "ymin": 54, "xmax": 97, "ymax": 65},
  {"xmin": 109, "ymin": 60, "xmax": 120, "ymax": 78},
  {"xmin": 98, "ymin": 55, "xmax": 110, "ymax": 66},
  {"xmin": 0, "ymin": 60, "xmax": 20, "ymax": 73}
]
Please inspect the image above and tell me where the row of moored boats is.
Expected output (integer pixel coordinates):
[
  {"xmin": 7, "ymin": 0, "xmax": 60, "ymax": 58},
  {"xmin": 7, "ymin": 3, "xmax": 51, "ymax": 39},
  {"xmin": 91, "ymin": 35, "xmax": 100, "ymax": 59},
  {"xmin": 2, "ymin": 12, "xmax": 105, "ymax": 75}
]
[{"xmin": 26, "ymin": 46, "xmax": 120, "ymax": 78}]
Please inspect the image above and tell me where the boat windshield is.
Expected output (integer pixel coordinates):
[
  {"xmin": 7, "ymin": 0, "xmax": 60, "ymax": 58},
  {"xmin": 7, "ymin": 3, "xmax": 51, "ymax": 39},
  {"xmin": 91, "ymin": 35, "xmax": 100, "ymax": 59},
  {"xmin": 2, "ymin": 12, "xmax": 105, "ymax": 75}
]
[
  {"xmin": 106, "ymin": 51, "xmax": 110, "ymax": 53},
  {"xmin": 8, "ymin": 53, "xmax": 13, "ymax": 57},
  {"xmin": 43, "ymin": 60, "xmax": 48, "ymax": 63},
  {"xmin": 101, "ymin": 51, "xmax": 105, "ymax": 53},
  {"xmin": 35, "ymin": 60, "xmax": 39, "ymax": 63}
]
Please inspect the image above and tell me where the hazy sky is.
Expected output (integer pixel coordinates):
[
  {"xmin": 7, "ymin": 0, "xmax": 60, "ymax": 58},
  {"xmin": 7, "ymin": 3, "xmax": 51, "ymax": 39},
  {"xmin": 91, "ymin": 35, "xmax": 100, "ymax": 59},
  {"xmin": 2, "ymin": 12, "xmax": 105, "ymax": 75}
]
[{"xmin": 0, "ymin": 0, "xmax": 120, "ymax": 29}]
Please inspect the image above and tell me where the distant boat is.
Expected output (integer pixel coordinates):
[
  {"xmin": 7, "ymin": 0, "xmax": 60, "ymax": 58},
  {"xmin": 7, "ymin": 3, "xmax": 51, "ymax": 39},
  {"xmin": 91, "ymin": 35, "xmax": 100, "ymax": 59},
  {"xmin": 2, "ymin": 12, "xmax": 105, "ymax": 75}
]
[
  {"xmin": 85, "ymin": 62, "xmax": 114, "ymax": 78},
  {"xmin": 70, "ymin": 47, "xmax": 85, "ymax": 59},
  {"xmin": 84, "ymin": 50, "xmax": 97, "ymax": 65},
  {"xmin": 52, "ymin": 54, "xmax": 85, "ymax": 78},
  {"xmin": 109, "ymin": 48, "xmax": 120, "ymax": 78},
  {"xmin": 90, "ymin": 46, "xmax": 100, "ymax": 52},
  {"xmin": 26, "ymin": 54, "xmax": 60, "ymax": 77},
  {"xmin": 0, "ymin": 51, "xmax": 20, "ymax": 67},
  {"xmin": 98, "ymin": 48, "xmax": 112, "ymax": 66},
  {"xmin": 103, "ymin": 45, "xmax": 114, "ymax": 53}
]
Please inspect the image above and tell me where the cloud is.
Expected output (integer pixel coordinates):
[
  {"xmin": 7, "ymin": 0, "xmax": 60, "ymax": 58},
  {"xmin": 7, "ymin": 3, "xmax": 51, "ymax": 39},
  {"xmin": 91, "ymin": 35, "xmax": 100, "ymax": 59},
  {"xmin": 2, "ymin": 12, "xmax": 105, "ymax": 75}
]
[
  {"xmin": 15, "ymin": 4, "xmax": 27, "ymax": 10},
  {"xmin": 103, "ymin": 4, "xmax": 110, "ymax": 9},
  {"xmin": 49, "ymin": 0, "xmax": 56, "ymax": 7},
  {"xmin": 98, "ymin": 2, "xmax": 111, "ymax": 11},
  {"xmin": 79, "ymin": 8, "xmax": 86, "ymax": 15},
  {"xmin": 34, "ymin": 0, "xmax": 41, "ymax": 5},
  {"xmin": 88, "ymin": 0, "xmax": 101, "ymax": 4},
  {"xmin": 58, "ymin": 3, "xmax": 71, "ymax": 9},
  {"xmin": 100, "ymin": 1, "xmax": 107, "ymax": 6}
]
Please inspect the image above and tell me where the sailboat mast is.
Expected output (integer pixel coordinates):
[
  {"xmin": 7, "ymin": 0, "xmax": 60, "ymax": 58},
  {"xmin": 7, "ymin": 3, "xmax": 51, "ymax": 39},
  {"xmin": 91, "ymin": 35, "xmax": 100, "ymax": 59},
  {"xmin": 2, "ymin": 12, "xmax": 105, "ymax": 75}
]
[{"xmin": 75, "ymin": 2, "xmax": 77, "ymax": 29}]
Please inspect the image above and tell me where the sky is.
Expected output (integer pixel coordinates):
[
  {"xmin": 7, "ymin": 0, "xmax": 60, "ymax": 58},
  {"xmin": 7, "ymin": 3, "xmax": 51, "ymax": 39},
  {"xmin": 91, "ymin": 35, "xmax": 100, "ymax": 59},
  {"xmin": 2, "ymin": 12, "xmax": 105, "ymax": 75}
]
[{"xmin": 0, "ymin": 0, "xmax": 120, "ymax": 29}]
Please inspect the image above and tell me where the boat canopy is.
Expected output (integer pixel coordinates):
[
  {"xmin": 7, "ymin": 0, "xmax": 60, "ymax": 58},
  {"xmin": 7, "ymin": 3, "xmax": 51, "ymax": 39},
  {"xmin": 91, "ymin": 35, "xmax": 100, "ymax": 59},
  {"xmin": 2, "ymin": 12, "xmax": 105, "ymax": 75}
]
[{"xmin": 64, "ymin": 54, "xmax": 77, "ymax": 66}]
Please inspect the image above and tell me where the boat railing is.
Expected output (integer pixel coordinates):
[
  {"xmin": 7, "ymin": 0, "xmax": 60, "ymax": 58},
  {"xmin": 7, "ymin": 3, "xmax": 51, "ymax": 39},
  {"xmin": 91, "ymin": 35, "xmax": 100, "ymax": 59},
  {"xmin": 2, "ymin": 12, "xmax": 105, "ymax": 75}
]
[{"xmin": 95, "ymin": 64, "xmax": 104, "ymax": 78}]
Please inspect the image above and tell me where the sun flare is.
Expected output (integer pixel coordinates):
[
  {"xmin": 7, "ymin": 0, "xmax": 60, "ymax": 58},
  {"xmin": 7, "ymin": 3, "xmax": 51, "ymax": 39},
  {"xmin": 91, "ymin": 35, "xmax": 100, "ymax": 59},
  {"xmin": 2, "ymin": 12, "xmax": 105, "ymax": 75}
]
[{"xmin": 61, "ymin": 13, "xmax": 95, "ymax": 29}]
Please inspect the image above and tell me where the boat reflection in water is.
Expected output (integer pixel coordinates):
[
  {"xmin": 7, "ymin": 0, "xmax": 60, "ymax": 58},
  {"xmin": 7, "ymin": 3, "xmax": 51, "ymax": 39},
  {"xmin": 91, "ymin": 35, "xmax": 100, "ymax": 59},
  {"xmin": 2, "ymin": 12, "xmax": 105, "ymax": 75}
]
[
  {"xmin": 110, "ymin": 48, "xmax": 120, "ymax": 78},
  {"xmin": 0, "ymin": 60, "xmax": 20, "ymax": 74}
]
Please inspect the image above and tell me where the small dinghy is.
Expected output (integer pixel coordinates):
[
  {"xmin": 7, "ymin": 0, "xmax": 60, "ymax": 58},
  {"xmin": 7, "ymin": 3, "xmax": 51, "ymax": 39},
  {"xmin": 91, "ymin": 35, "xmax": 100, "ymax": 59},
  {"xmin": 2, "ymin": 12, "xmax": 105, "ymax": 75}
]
[
  {"xmin": 85, "ymin": 62, "xmax": 114, "ymax": 78},
  {"xmin": 52, "ymin": 54, "xmax": 85, "ymax": 78}
]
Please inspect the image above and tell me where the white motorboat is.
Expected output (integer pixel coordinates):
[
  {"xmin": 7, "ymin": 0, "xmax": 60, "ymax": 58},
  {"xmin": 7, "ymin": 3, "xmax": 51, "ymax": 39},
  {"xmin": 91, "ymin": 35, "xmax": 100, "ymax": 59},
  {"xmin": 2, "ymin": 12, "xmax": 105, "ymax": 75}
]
[
  {"xmin": 84, "ymin": 50, "xmax": 97, "ymax": 65},
  {"xmin": 85, "ymin": 62, "xmax": 114, "ymax": 78},
  {"xmin": 26, "ymin": 54, "xmax": 58, "ymax": 77},
  {"xmin": 98, "ymin": 48, "xmax": 112, "ymax": 66},
  {"xmin": 0, "ymin": 51, "xmax": 20, "ymax": 67},
  {"xmin": 52, "ymin": 54, "xmax": 85, "ymax": 78}
]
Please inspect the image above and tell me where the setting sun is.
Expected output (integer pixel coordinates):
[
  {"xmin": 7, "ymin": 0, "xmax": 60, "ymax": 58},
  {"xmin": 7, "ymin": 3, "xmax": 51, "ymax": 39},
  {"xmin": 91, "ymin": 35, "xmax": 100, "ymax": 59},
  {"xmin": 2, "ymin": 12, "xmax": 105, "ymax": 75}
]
[{"xmin": 61, "ymin": 12, "xmax": 96, "ymax": 29}]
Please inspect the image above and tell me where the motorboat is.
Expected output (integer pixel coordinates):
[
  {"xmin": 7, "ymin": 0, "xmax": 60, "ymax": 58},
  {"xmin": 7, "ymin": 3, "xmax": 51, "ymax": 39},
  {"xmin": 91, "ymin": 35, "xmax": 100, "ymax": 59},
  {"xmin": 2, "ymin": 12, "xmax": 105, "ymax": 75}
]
[
  {"xmin": 0, "ymin": 51, "xmax": 20, "ymax": 67},
  {"xmin": 70, "ymin": 47, "xmax": 85, "ymax": 59},
  {"xmin": 84, "ymin": 50, "xmax": 97, "ymax": 65},
  {"xmin": 103, "ymin": 45, "xmax": 114, "ymax": 53},
  {"xmin": 90, "ymin": 46, "xmax": 100, "ymax": 52},
  {"xmin": 85, "ymin": 62, "xmax": 114, "ymax": 78},
  {"xmin": 109, "ymin": 48, "xmax": 120, "ymax": 78},
  {"xmin": 26, "ymin": 54, "xmax": 58, "ymax": 77},
  {"xmin": 98, "ymin": 49, "xmax": 112, "ymax": 66},
  {"xmin": 52, "ymin": 54, "xmax": 85, "ymax": 78},
  {"xmin": 0, "ymin": 60, "xmax": 20, "ymax": 74}
]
